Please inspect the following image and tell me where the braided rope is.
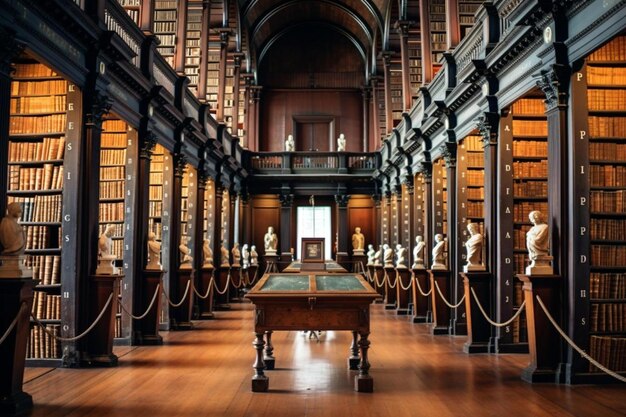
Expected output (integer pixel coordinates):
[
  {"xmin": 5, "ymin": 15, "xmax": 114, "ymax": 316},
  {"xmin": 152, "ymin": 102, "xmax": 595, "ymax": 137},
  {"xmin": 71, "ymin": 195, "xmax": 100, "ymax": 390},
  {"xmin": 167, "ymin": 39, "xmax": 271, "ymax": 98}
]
[
  {"xmin": 31, "ymin": 293, "xmax": 113, "ymax": 342},
  {"xmin": 119, "ymin": 284, "xmax": 161, "ymax": 320},
  {"xmin": 434, "ymin": 281, "xmax": 466, "ymax": 309},
  {"xmin": 470, "ymin": 287, "xmax": 526, "ymax": 328},
  {"xmin": 231, "ymin": 270, "xmax": 244, "ymax": 289},
  {"xmin": 213, "ymin": 273, "xmax": 231, "ymax": 295},
  {"xmin": 413, "ymin": 274, "xmax": 432, "ymax": 297},
  {"xmin": 536, "ymin": 295, "xmax": 626, "ymax": 383},
  {"xmin": 0, "ymin": 302, "xmax": 26, "ymax": 346},
  {"xmin": 397, "ymin": 271, "xmax": 413, "ymax": 291},
  {"xmin": 162, "ymin": 280, "xmax": 191, "ymax": 308},
  {"xmin": 386, "ymin": 270, "xmax": 398, "ymax": 289},
  {"xmin": 192, "ymin": 277, "xmax": 213, "ymax": 299},
  {"xmin": 373, "ymin": 269, "xmax": 386, "ymax": 288}
]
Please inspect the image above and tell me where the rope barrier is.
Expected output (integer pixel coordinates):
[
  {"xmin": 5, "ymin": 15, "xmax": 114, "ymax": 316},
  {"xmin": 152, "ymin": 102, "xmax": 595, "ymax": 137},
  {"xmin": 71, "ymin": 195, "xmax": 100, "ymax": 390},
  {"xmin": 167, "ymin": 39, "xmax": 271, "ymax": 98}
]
[
  {"xmin": 119, "ymin": 284, "xmax": 161, "ymax": 320},
  {"xmin": 373, "ymin": 269, "xmax": 385, "ymax": 288},
  {"xmin": 231, "ymin": 271, "xmax": 243, "ymax": 289},
  {"xmin": 0, "ymin": 302, "xmax": 26, "ymax": 346},
  {"xmin": 212, "ymin": 273, "xmax": 231, "ymax": 295},
  {"xmin": 413, "ymin": 275, "xmax": 432, "ymax": 297},
  {"xmin": 249, "ymin": 266, "xmax": 259, "ymax": 285},
  {"xmin": 535, "ymin": 295, "xmax": 626, "ymax": 383},
  {"xmin": 386, "ymin": 270, "xmax": 398, "ymax": 289},
  {"xmin": 397, "ymin": 271, "xmax": 413, "ymax": 291},
  {"xmin": 162, "ymin": 280, "xmax": 191, "ymax": 308},
  {"xmin": 31, "ymin": 293, "xmax": 113, "ymax": 342},
  {"xmin": 433, "ymin": 281, "xmax": 466, "ymax": 309},
  {"xmin": 470, "ymin": 287, "xmax": 526, "ymax": 328},
  {"xmin": 192, "ymin": 277, "xmax": 213, "ymax": 300}
]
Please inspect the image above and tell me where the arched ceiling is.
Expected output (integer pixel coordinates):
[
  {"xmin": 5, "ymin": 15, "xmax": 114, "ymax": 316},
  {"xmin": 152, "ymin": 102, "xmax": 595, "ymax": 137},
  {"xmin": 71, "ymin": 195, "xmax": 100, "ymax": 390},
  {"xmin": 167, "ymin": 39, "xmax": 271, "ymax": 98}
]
[{"xmin": 237, "ymin": 0, "xmax": 390, "ymax": 75}]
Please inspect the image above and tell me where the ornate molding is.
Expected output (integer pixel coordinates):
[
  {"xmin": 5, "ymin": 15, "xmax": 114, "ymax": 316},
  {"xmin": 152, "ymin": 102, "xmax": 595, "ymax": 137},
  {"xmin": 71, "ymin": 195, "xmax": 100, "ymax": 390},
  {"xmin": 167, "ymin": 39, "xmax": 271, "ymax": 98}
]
[
  {"xmin": 334, "ymin": 194, "xmax": 350, "ymax": 207},
  {"xmin": 279, "ymin": 193, "xmax": 294, "ymax": 207},
  {"xmin": 441, "ymin": 142, "xmax": 457, "ymax": 167},
  {"xmin": 475, "ymin": 112, "xmax": 499, "ymax": 146},
  {"xmin": 535, "ymin": 64, "xmax": 570, "ymax": 111},
  {"xmin": 140, "ymin": 131, "xmax": 158, "ymax": 159},
  {"xmin": 174, "ymin": 153, "xmax": 187, "ymax": 177},
  {"xmin": 0, "ymin": 29, "xmax": 25, "ymax": 77},
  {"xmin": 86, "ymin": 91, "xmax": 112, "ymax": 130},
  {"xmin": 415, "ymin": 162, "xmax": 432, "ymax": 179}
]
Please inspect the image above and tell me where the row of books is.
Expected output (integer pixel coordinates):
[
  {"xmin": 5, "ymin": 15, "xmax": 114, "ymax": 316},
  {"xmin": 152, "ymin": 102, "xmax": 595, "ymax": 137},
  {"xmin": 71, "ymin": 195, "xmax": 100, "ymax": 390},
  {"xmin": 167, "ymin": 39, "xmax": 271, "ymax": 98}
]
[
  {"xmin": 98, "ymin": 223, "xmax": 124, "ymax": 237},
  {"xmin": 513, "ymin": 141, "xmax": 548, "ymax": 157},
  {"xmin": 513, "ymin": 226, "xmax": 532, "ymax": 250},
  {"xmin": 512, "ymin": 120, "xmax": 548, "ymax": 136},
  {"xmin": 590, "ymin": 219, "xmax": 626, "ymax": 241},
  {"xmin": 149, "ymin": 201, "xmax": 163, "ymax": 217},
  {"xmin": 588, "ymin": 116, "xmax": 626, "ymax": 137},
  {"xmin": 590, "ymin": 165, "xmax": 626, "ymax": 187},
  {"xmin": 27, "ymin": 255, "xmax": 61, "ymax": 285},
  {"xmin": 100, "ymin": 166, "xmax": 125, "ymax": 181},
  {"xmin": 466, "ymin": 171, "xmax": 484, "ymax": 186},
  {"xmin": 465, "ymin": 153, "xmax": 484, "ymax": 167},
  {"xmin": 589, "ymin": 303, "xmax": 626, "ymax": 332},
  {"xmin": 588, "ymin": 36, "xmax": 626, "ymax": 61},
  {"xmin": 512, "ymin": 98, "xmax": 545, "ymax": 115},
  {"xmin": 102, "ymin": 239, "xmax": 124, "ymax": 260},
  {"xmin": 155, "ymin": 0, "xmax": 177, "ymax": 8},
  {"xmin": 10, "ymin": 95, "xmax": 66, "ymax": 114},
  {"xmin": 102, "ymin": 134, "xmax": 127, "ymax": 148},
  {"xmin": 32, "ymin": 291, "xmax": 61, "ymax": 320},
  {"xmin": 514, "ymin": 180, "xmax": 548, "ymax": 197},
  {"xmin": 590, "ymin": 190, "xmax": 626, "ymax": 213},
  {"xmin": 466, "ymin": 187, "xmax": 484, "ymax": 200},
  {"xmin": 99, "ymin": 202, "xmax": 124, "ymax": 222},
  {"xmin": 103, "ymin": 119, "xmax": 127, "ymax": 131},
  {"xmin": 588, "ymin": 90, "xmax": 626, "ymax": 111},
  {"xmin": 148, "ymin": 220, "xmax": 163, "ymax": 241},
  {"xmin": 8, "ymin": 164, "xmax": 64, "ymax": 191},
  {"xmin": 590, "ymin": 273, "xmax": 626, "ymax": 299},
  {"xmin": 466, "ymin": 202, "xmax": 483, "ymax": 218},
  {"xmin": 9, "ymin": 114, "xmax": 66, "ymax": 134},
  {"xmin": 154, "ymin": 21, "xmax": 176, "ymax": 32},
  {"xmin": 513, "ymin": 254, "xmax": 526, "ymax": 274},
  {"xmin": 587, "ymin": 66, "xmax": 626, "ymax": 85},
  {"xmin": 10, "ymin": 195, "xmax": 62, "ymax": 223},
  {"xmin": 27, "ymin": 325, "xmax": 61, "ymax": 359},
  {"xmin": 24, "ymin": 225, "xmax": 60, "ymax": 250},
  {"xmin": 514, "ymin": 202, "xmax": 548, "ymax": 223},
  {"xmin": 13, "ymin": 63, "xmax": 59, "ymax": 78},
  {"xmin": 8, "ymin": 137, "xmax": 65, "ymax": 162},
  {"xmin": 10, "ymin": 80, "xmax": 67, "ymax": 96},
  {"xmin": 591, "ymin": 244, "xmax": 626, "ymax": 267},
  {"xmin": 511, "ymin": 315, "xmax": 528, "ymax": 344},
  {"xmin": 588, "ymin": 335, "xmax": 626, "ymax": 372},
  {"xmin": 149, "ymin": 185, "xmax": 164, "ymax": 200},
  {"xmin": 589, "ymin": 143, "xmax": 626, "ymax": 160},
  {"xmin": 114, "ymin": 316, "xmax": 122, "ymax": 338},
  {"xmin": 513, "ymin": 161, "xmax": 548, "ymax": 177},
  {"xmin": 99, "ymin": 181, "xmax": 125, "ymax": 200},
  {"xmin": 101, "ymin": 149, "xmax": 126, "ymax": 166}
]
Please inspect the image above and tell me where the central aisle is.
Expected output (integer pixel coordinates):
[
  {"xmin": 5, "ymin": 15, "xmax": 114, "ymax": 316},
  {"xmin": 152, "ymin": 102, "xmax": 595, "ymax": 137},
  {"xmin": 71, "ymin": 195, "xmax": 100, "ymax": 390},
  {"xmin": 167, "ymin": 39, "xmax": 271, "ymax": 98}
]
[{"xmin": 23, "ymin": 303, "xmax": 626, "ymax": 417}]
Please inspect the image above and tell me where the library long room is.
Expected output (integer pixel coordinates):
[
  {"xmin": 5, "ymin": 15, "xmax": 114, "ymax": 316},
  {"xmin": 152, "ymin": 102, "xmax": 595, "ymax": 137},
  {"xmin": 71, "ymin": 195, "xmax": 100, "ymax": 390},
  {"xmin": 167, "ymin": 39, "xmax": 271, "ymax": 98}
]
[{"xmin": 0, "ymin": 1, "xmax": 625, "ymax": 416}]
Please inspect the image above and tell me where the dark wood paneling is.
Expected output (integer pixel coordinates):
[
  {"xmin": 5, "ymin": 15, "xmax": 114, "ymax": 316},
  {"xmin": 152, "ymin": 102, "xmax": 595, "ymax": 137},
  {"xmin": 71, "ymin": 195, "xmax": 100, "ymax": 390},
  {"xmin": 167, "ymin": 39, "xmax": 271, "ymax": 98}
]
[
  {"xmin": 348, "ymin": 196, "xmax": 376, "ymax": 251},
  {"xmin": 251, "ymin": 196, "xmax": 280, "ymax": 252}
]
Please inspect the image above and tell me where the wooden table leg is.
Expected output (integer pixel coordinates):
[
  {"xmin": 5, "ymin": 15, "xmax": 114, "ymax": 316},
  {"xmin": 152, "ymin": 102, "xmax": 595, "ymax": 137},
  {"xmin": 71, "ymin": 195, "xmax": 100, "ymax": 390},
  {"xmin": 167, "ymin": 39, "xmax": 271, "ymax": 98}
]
[
  {"xmin": 355, "ymin": 332, "xmax": 373, "ymax": 392},
  {"xmin": 263, "ymin": 331, "xmax": 275, "ymax": 370},
  {"xmin": 252, "ymin": 332, "xmax": 269, "ymax": 392},
  {"xmin": 348, "ymin": 330, "xmax": 360, "ymax": 370}
]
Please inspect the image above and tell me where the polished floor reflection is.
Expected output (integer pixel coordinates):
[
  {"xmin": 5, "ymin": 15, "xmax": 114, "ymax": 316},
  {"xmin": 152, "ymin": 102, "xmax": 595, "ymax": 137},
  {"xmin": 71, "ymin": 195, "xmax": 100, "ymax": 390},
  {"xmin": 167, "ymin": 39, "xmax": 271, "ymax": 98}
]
[{"xmin": 24, "ymin": 303, "xmax": 626, "ymax": 417}]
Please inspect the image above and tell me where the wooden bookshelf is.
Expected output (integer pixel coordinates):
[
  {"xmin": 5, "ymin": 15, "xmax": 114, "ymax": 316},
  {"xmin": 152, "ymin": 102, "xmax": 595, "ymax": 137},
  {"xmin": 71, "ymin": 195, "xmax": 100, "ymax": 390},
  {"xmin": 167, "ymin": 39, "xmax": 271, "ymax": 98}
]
[
  {"xmin": 569, "ymin": 35, "xmax": 626, "ymax": 380},
  {"xmin": 149, "ymin": 144, "xmax": 166, "ymax": 245},
  {"xmin": 433, "ymin": 158, "xmax": 448, "ymax": 262},
  {"xmin": 153, "ymin": 0, "xmax": 177, "ymax": 68},
  {"xmin": 407, "ymin": 27, "xmax": 422, "ymax": 96},
  {"xmin": 117, "ymin": 0, "xmax": 140, "ymax": 26},
  {"xmin": 184, "ymin": 0, "xmax": 203, "ymax": 91},
  {"xmin": 458, "ymin": 1, "xmax": 482, "ymax": 39},
  {"xmin": 429, "ymin": 0, "xmax": 447, "ymax": 76},
  {"xmin": 7, "ymin": 60, "xmax": 80, "ymax": 365},
  {"xmin": 224, "ymin": 61, "xmax": 235, "ymax": 130},
  {"xmin": 206, "ymin": 38, "xmax": 220, "ymax": 115},
  {"xmin": 390, "ymin": 58, "xmax": 403, "ymax": 126}
]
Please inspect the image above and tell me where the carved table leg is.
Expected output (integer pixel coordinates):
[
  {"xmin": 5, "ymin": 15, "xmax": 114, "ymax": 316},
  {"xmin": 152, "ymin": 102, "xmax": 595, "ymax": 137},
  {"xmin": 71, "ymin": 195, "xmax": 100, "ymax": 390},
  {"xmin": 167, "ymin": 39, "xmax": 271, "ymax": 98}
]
[
  {"xmin": 252, "ymin": 332, "xmax": 268, "ymax": 392},
  {"xmin": 348, "ymin": 330, "xmax": 360, "ymax": 370},
  {"xmin": 263, "ymin": 330, "xmax": 275, "ymax": 370},
  {"xmin": 355, "ymin": 332, "xmax": 373, "ymax": 392}
]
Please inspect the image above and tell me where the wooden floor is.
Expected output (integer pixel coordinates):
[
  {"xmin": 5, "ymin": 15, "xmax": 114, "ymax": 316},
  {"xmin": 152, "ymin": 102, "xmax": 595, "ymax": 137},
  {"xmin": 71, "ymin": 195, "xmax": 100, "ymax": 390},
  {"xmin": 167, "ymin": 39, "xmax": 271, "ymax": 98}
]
[{"xmin": 24, "ymin": 303, "xmax": 625, "ymax": 417}]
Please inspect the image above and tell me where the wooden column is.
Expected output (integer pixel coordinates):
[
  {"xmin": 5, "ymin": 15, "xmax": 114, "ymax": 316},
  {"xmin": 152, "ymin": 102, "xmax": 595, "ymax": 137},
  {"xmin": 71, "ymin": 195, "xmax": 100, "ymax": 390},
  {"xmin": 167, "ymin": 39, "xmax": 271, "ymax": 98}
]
[
  {"xmin": 396, "ymin": 21, "xmax": 413, "ymax": 112},
  {"xmin": 405, "ymin": 180, "xmax": 415, "ymax": 260},
  {"xmin": 192, "ymin": 172, "xmax": 207, "ymax": 319},
  {"xmin": 445, "ymin": 0, "xmax": 460, "ymax": 49},
  {"xmin": 212, "ymin": 183, "xmax": 224, "ymax": 267},
  {"xmin": 336, "ymin": 194, "xmax": 350, "ymax": 265},
  {"xmin": 362, "ymin": 87, "xmax": 371, "ymax": 152},
  {"xmin": 216, "ymin": 29, "xmax": 230, "ymax": 122},
  {"xmin": 241, "ymin": 191, "xmax": 251, "ymax": 246},
  {"xmin": 279, "ymin": 193, "xmax": 294, "ymax": 264},
  {"xmin": 419, "ymin": 0, "xmax": 433, "ymax": 84},
  {"xmin": 232, "ymin": 53, "xmax": 243, "ymax": 137},
  {"xmin": 140, "ymin": 0, "xmax": 155, "ymax": 32},
  {"xmin": 370, "ymin": 77, "xmax": 381, "ymax": 148},
  {"xmin": 381, "ymin": 52, "xmax": 393, "ymax": 135},
  {"xmin": 174, "ymin": 0, "xmax": 188, "ymax": 73},
  {"xmin": 373, "ymin": 194, "xmax": 382, "ymax": 248},
  {"xmin": 197, "ymin": 0, "xmax": 210, "ymax": 100},
  {"xmin": 419, "ymin": 162, "xmax": 433, "ymax": 269}
]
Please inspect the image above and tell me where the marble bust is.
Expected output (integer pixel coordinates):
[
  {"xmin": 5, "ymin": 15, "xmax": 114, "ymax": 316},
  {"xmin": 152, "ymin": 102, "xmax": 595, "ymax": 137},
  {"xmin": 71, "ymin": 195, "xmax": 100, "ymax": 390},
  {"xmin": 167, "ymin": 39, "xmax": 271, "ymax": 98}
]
[
  {"xmin": 366, "ymin": 244, "xmax": 375, "ymax": 265},
  {"xmin": 96, "ymin": 224, "xmax": 120, "ymax": 275},
  {"xmin": 285, "ymin": 134, "xmax": 295, "ymax": 152},
  {"xmin": 241, "ymin": 243, "xmax": 250, "ymax": 268},
  {"xmin": 352, "ymin": 227, "xmax": 365, "ymax": 255},
  {"xmin": 396, "ymin": 244, "xmax": 407, "ymax": 269},
  {"xmin": 0, "ymin": 202, "xmax": 26, "ymax": 256},
  {"xmin": 146, "ymin": 232, "xmax": 162, "ymax": 270},
  {"xmin": 202, "ymin": 239, "xmax": 214, "ymax": 268},
  {"xmin": 264, "ymin": 226, "xmax": 278, "ymax": 255},
  {"xmin": 250, "ymin": 245, "xmax": 259, "ymax": 266},
  {"xmin": 412, "ymin": 236, "xmax": 426, "ymax": 269},
  {"xmin": 464, "ymin": 223, "xmax": 485, "ymax": 272},
  {"xmin": 220, "ymin": 243, "xmax": 230, "ymax": 267},
  {"xmin": 431, "ymin": 234, "xmax": 447, "ymax": 270},
  {"xmin": 179, "ymin": 235, "xmax": 193, "ymax": 269},
  {"xmin": 383, "ymin": 244, "xmax": 394, "ymax": 268},
  {"xmin": 337, "ymin": 133, "xmax": 346, "ymax": 152},
  {"xmin": 231, "ymin": 242, "xmax": 241, "ymax": 267},
  {"xmin": 373, "ymin": 245, "xmax": 382, "ymax": 266},
  {"xmin": 525, "ymin": 210, "xmax": 553, "ymax": 275}
]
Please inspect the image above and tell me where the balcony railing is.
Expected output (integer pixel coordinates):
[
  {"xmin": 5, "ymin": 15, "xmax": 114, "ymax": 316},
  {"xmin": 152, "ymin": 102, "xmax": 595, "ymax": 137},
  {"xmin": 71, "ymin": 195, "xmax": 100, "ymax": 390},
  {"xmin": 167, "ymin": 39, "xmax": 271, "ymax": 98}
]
[{"xmin": 247, "ymin": 152, "xmax": 379, "ymax": 175}]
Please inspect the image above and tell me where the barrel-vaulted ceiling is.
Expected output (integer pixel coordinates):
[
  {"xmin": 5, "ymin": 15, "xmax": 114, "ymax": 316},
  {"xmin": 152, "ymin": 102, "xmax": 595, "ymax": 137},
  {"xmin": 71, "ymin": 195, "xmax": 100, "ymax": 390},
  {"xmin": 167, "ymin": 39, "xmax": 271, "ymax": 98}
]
[{"xmin": 237, "ymin": 0, "xmax": 390, "ymax": 76}]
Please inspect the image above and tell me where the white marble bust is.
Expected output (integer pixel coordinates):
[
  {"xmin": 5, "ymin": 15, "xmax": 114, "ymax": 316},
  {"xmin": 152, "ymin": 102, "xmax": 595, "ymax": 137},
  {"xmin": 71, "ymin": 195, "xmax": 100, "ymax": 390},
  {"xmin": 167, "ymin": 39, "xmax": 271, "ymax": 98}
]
[
  {"xmin": 179, "ymin": 235, "xmax": 193, "ymax": 269},
  {"xmin": 396, "ymin": 244, "xmax": 407, "ymax": 269},
  {"xmin": 383, "ymin": 244, "xmax": 394, "ymax": 268},
  {"xmin": 431, "ymin": 234, "xmax": 446, "ymax": 270},
  {"xmin": 464, "ymin": 222, "xmax": 485, "ymax": 272},
  {"xmin": 366, "ymin": 244, "xmax": 375, "ymax": 266},
  {"xmin": 242, "ymin": 243, "xmax": 250, "ymax": 268},
  {"xmin": 525, "ymin": 210, "xmax": 552, "ymax": 275},
  {"xmin": 264, "ymin": 226, "xmax": 278, "ymax": 255},
  {"xmin": 285, "ymin": 134, "xmax": 295, "ymax": 152},
  {"xmin": 0, "ymin": 202, "xmax": 26, "ymax": 256},
  {"xmin": 373, "ymin": 245, "xmax": 382, "ymax": 266},
  {"xmin": 412, "ymin": 236, "xmax": 426, "ymax": 269},
  {"xmin": 250, "ymin": 245, "xmax": 259, "ymax": 266},
  {"xmin": 220, "ymin": 243, "xmax": 230, "ymax": 267},
  {"xmin": 146, "ymin": 232, "xmax": 162, "ymax": 270},
  {"xmin": 202, "ymin": 239, "xmax": 214, "ymax": 268},
  {"xmin": 231, "ymin": 242, "xmax": 241, "ymax": 267},
  {"xmin": 337, "ymin": 133, "xmax": 346, "ymax": 152}
]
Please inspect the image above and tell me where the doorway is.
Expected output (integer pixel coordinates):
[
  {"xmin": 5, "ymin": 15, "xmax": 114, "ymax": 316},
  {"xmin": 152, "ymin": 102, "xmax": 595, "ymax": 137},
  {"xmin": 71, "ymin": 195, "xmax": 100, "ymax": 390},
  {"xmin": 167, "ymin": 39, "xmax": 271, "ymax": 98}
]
[
  {"xmin": 293, "ymin": 115, "xmax": 335, "ymax": 151},
  {"xmin": 296, "ymin": 206, "xmax": 332, "ymax": 260}
]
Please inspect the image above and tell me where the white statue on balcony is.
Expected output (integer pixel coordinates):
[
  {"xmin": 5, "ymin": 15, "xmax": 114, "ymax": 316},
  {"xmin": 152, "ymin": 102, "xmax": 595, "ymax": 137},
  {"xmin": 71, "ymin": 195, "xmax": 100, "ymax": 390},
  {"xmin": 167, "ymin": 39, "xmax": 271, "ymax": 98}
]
[
  {"xmin": 337, "ymin": 133, "xmax": 346, "ymax": 152},
  {"xmin": 285, "ymin": 134, "xmax": 295, "ymax": 152}
]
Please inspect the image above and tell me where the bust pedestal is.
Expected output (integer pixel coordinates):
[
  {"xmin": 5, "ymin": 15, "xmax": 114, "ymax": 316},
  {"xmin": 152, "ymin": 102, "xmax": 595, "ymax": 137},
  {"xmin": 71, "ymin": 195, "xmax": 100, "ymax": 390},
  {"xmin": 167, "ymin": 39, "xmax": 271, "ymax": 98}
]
[
  {"xmin": 0, "ymin": 275, "xmax": 36, "ymax": 416},
  {"xmin": 383, "ymin": 266, "xmax": 397, "ymax": 310},
  {"xmin": 215, "ymin": 266, "xmax": 231, "ymax": 310},
  {"xmin": 197, "ymin": 266, "xmax": 214, "ymax": 319},
  {"xmin": 171, "ymin": 266, "xmax": 194, "ymax": 330},
  {"xmin": 84, "ymin": 274, "xmax": 122, "ymax": 366},
  {"xmin": 395, "ymin": 267, "xmax": 411, "ymax": 315},
  {"xmin": 351, "ymin": 254, "xmax": 367, "ymax": 274},
  {"xmin": 263, "ymin": 254, "xmax": 280, "ymax": 274},
  {"xmin": 411, "ymin": 268, "xmax": 431, "ymax": 323},
  {"xmin": 373, "ymin": 265, "xmax": 385, "ymax": 301},
  {"xmin": 517, "ymin": 274, "xmax": 561, "ymax": 383},
  {"xmin": 132, "ymin": 269, "xmax": 164, "ymax": 345},
  {"xmin": 230, "ymin": 265, "xmax": 242, "ymax": 301},
  {"xmin": 247, "ymin": 265, "xmax": 259, "ymax": 286},
  {"xmin": 429, "ymin": 269, "xmax": 451, "ymax": 335},
  {"xmin": 461, "ymin": 272, "xmax": 492, "ymax": 354}
]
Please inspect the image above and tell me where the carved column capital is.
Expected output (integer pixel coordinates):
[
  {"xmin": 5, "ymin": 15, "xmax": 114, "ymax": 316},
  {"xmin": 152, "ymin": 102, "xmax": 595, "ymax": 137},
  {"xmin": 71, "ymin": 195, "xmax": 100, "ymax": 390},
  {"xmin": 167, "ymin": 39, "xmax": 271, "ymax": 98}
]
[
  {"xmin": 416, "ymin": 162, "xmax": 432, "ymax": 179},
  {"xmin": 535, "ymin": 64, "xmax": 570, "ymax": 111},
  {"xmin": 475, "ymin": 112, "xmax": 499, "ymax": 146},
  {"xmin": 279, "ymin": 193, "xmax": 294, "ymax": 207},
  {"xmin": 174, "ymin": 152, "xmax": 187, "ymax": 177},
  {"xmin": 0, "ymin": 29, "xmax": 25, "ymax": 77},
  {"xmin": 334, "ymin": 194, "xmax": 350, "ymax": 208},
  {"xmin": 441, "ymin": 142, "xmax": 457, "ymax": 167},
  {"xmin": 86, "ymin": 91, "xmax": 112, "ymax": 130},
  {"xmin": 140, "ymin": 131, "xmax": 158, "ymax": 159}
]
